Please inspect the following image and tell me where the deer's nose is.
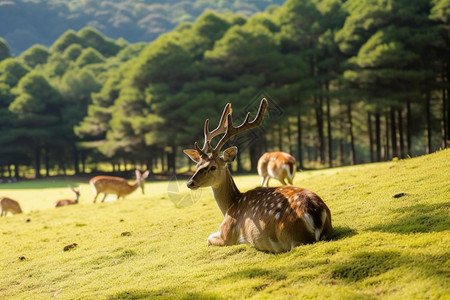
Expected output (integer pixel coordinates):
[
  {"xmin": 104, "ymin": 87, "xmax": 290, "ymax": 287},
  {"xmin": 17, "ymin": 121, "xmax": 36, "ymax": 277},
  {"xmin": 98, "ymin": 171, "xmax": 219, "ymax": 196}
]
[{"xmin": 187, "ymin": 179, "xmax": 196, "ymax": 189}]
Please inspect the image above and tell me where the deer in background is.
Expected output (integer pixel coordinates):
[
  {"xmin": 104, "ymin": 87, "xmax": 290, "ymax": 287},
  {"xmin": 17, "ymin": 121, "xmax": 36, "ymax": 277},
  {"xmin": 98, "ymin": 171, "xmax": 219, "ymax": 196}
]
[
  {"xmin": 0, "ymin": 197, "xmax": 23, "ymax": 216},
  {"xmin": 55, "ymin": 186, "xmax": 80, "ymax": 207},
  {"xmin": 184, "ymin": 98, "xmax": 332, "ymax": 253},
  {"xmin": 90, "ymin": 170, "xmax": 150, "ymax": 203},
  {"xmin": 257, "ymin": 152, "xmax": 296, "ymax": 187}
]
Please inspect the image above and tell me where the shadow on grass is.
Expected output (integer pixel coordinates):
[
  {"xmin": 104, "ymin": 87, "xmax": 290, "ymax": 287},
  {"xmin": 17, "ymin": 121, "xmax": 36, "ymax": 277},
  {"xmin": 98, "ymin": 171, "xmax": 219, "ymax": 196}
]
[
  {"xmin": 368, "ymin": 203, "xmax": 450, "ymax": 234},
  {"xmin": 108, "ymin": 289, "xmax": 222, "ymax": 300},
  {"xmin": 0, "ymin": 179, "xmax": 84, "ymax": 190},
  {"xmin": 330, "ymin": 249, "xmax": 449, "ymax": 284},
  {"xmin": 332, "ymin": 225, "xmax": 357, "ymax": 240},
  {"xmin": 331, "ymin": 250, "xmax": 401, "ymax": 282},
  {"xmin": 225, "ymin": 267, "xmax": 287, "ymax": 281}
]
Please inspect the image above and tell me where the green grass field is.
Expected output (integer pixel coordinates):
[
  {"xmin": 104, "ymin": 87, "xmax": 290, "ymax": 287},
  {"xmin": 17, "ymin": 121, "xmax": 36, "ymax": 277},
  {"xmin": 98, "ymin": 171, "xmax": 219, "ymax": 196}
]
[{"xmin": 1, "ymin": 149, "xmax": 449, "ymax": 299}]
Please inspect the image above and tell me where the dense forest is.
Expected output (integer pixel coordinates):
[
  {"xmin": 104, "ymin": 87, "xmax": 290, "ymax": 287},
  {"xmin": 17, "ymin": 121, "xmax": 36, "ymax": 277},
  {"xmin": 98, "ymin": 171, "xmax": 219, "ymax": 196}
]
[
  {"xmin": 0, "ymin": 0, "xmax": 284, "ymax": 55},
  {"xmin": 0, "ymin": 0, "xmax": 449, "ymax": 179}
]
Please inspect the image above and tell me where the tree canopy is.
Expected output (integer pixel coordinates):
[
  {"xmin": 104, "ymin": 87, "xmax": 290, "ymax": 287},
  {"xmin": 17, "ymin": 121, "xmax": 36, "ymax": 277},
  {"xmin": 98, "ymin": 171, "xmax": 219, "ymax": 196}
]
[{"xmin": 0, "ymin": 0, "xmax": 449, "ymax": 178}]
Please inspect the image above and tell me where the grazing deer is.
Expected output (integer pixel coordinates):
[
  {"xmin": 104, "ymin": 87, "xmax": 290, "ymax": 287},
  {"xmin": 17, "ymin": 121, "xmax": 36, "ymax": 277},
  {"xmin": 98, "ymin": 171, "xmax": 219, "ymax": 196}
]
[
  {"xmin": 0, "ymin": 197, "xmax": 23, "ymax": 216},
  {"xmin": 184, "ymin": 98, "xmax": 332, "ymax": 253},
  {"xmin": 55, "ymin": 186, "xmax": 80, "ymax": 207},
  {"xmin": 90, "ymin": 170, "xmax": 150, "ymax": 203},
  {"xmin": 257, "ymin": 152, "xmax": 296, "ymax": 187}
]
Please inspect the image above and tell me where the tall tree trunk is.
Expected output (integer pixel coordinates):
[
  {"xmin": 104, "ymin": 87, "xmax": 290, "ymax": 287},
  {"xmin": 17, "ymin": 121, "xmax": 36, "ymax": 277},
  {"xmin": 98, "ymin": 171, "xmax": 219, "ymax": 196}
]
[
  {"xmin": 441, "ymin": 67, "xmax": 448, "ymax": 148},
  {"xmin": 398, "ymin": 108, "xmax": 405, "ymax": 158},
  {"xmin": 45, "ymin": 146, "xmax": 50, "ymax": 177},
  {"xmin": 146, "ymin": 156, "xmax": 153, "ymax": 174},
  {"xmin": 14, "ymin": 163, "xmax": 19, "ymax": 178},
  {"xmin": 271, "ymin": 126, "xmax": 277, "ymax": 152},
  {"xmin": 426, "ymin": 91, "xmax": 432, "ymax": 154},
  {"xmin": 406, "ymin": 101, "xmax": 412, "ymax": 156},
  {"xmin": 237, "ymin": 152, "xmax": 243, "ymax": 172},
  {"xmin": 375, "ymin": 112, "xmax": 381, "ymax": 162},
  {"xmin": 390, "ymin": 107, "xmax": 398, "ymax": 158},
  {"xmin": 446, "ymin": 62, "xmax": 450, "ymax": 145},
  {"xmin": 249, "ymin": 143, "xmax": 258, "ymax": 173},
  {"xmin": 73, "ymin": 144, "xmax": 79, "ymax": 174},
  {"xmin": 286, "ymin": 119, "xmax": 293, "ymax": 155},
  {"xmin": 385, "ymin": 110, "xmax": 390, "ymax": 160},
  {"xmin": 326, "ymin": 94, "xmax": 332, "ymax": 167},
  {"xmin": 297, "ymin": 114, "xmax": 304, "ymax": 170},
  {"xmin": 278, "ymin": 124, "xmax": 283, "ymax": 152},
  {"xmin": 315, "ymin": 95, "xmax": 324, "ymax": 164},
  {"xmin": 339, "ymin": 105, "xmax": 345, "ymax": 165},
  {"xmin": 35, "ymin": 145, "xmax": 41, "ymax": 178},
  {"xmin": 368, "ymin": 112, "xmax": 374, "ymax": 162},
  {"xmin": 347, "ymin": 102, "xmax": 356, "ymax": 165},
  {"xmin": 81, "ymin": 151, "xmax": 86, "ymax": 174}
]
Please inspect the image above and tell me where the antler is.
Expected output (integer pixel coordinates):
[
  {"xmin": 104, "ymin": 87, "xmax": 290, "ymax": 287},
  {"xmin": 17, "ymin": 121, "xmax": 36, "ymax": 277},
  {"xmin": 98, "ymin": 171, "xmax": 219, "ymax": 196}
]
[
  {"xmin": 199, "ymin": 103, "xmax": 232, "ymax": 153},
  {"xmin": 213, "ymin": 98, "xmax": 268, "ymax": 154},
  {"xmin": 195, "ymin": 98, "xmax": 267, "ymax": 157}
]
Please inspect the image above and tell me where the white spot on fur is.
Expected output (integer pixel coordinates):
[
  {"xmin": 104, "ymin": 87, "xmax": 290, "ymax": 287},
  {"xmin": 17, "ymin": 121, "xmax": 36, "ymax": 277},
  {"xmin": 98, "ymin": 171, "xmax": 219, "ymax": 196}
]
[
  {"xmin": 315, "ymin": 229, "xmax": 321, "ymax": 242},
  {"xmin": 277, "ymin": 202, "xmax": 282, "ymax": 209},
  {"xmin": 303, "ymin": 213, "xmax": 315, "ymax": 235},
  {"xmin": 238, "ymin": 235, "xmax": 249, "ymax": 244},
  {"xmin": 269, "ymin": 238, "xmax": 281, "ymax": 253},
  {"xmin": 275, "ymin": 212, "xmax": 281, "ymax": 220},
  {"xmin": 208, "ymin": 231, "xmax": 221, "ymax": 240}
]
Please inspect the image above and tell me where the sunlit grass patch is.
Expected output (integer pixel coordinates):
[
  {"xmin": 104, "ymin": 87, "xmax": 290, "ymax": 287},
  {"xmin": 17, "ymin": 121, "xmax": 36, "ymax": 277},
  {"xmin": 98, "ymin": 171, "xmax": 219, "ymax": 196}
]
[{"xmin": 0, "ymin": 149, "xmax": 449, "ymax": 299}]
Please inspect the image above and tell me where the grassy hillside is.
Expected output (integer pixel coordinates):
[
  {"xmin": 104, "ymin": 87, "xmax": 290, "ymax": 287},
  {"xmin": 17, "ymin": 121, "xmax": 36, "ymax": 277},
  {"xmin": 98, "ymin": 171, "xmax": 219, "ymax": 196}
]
[{"xmin": 0, "ymin": 149, "xmax": 449, "ymax": 299}]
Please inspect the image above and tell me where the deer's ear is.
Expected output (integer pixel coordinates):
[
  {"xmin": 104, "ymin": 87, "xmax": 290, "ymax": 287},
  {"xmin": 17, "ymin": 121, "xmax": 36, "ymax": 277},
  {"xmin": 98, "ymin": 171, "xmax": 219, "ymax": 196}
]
[
  {"xmin": 222, "ymin": 146, "xmax": 237, "ymax": 163},
  {"xmin": 184, "ymin": 149, "xmax": 202, "ymax": 163}
]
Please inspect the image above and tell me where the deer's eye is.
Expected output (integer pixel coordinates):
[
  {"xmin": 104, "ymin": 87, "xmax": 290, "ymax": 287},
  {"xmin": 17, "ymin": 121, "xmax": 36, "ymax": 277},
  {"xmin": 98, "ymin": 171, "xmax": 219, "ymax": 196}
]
[{"xmin": 210, "ymin": 166, "xmax": 217, "ymax": 171}]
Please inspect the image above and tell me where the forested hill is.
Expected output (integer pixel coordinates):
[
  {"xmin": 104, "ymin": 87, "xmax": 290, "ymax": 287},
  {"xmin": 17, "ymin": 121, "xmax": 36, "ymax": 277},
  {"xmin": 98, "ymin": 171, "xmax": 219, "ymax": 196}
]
[
  {"xmin": 0, "ymin": 0, "xmax": 284, "ymax": 55},
  {"xmin": 0, "ymin": 0, "xmax": 449, "ymax": 180}
]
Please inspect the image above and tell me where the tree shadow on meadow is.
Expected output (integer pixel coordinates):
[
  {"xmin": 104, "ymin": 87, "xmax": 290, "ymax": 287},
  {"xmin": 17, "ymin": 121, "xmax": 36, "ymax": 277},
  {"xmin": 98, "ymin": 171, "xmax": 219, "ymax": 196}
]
[
  {"xmin": 332, "ymin": 225, "xmax": 357, "ymax": 240},
  {"xmin": 368, "ymin": 202, "xmax": 450, "ymax": 234},
  {"xmin": 0, "ymin": 179, "xmax": 85, "ymax": 190},
  {"xmin": 330, "ymin": 249, "xmax": 449, "ymax": 284},
  {"xmin": 107, "ymin": 288, "xmax": 222, "ymax": 300}
]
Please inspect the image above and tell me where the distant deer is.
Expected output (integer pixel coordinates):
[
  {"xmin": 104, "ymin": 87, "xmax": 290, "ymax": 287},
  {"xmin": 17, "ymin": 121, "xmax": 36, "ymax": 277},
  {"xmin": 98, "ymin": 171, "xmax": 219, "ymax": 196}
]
[
  {"xmin": 0, "ymin": 197, "xmax": 23, "ymax": 216},
  {"xmin": 55, "ymin": 186, "xmax": 80, "ymax": 207},
  {"xmin": 90, "ymin": 170, "xmax": 150, "ymax": 203},
  {"xmin": 184, "ymin": 98, "xmax": 332, "ymax": 253},
  {"xmin": 257, "ymin": 152, "xmax": 296, "ymax": 187}
]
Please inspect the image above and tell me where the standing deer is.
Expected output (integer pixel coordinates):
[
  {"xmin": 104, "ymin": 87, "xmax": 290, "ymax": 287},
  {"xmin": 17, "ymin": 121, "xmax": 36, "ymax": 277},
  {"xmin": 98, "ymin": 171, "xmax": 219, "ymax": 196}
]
[
  {"xmin": 90, "ymin": 170, "xmax": 150, "ymax": 203},
  {"xmin": 55, "ymin": 186, "xmax": 80, "ymax": 207},
  {"xmin": 0, "ymin": 197, "xmax": 23, "ymax": 216},
  {"xmin": 184, "ymin": 98, "xmax": 332, "ymax": 253},
  {"xmin": 257, "ymin": 152, "xmax": 296, "ymax": 187}
]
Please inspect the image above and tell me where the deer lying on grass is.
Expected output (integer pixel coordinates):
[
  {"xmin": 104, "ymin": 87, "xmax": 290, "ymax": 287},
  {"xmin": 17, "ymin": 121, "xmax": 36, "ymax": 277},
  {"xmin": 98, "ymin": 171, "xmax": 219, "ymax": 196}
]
[
  {"xmin": 55, "ymin": 186, "xmax": 80, "ymax": 207},
  {"xmin": 89, "ymin": 170, "xmax": 150, "ymax": 203},
  {"xmin": 0, "ymin": 197, "xmax": 23, "ymax": 216},
  {"xmin": 257, "ymin": 151, "xmax": 296, "ymax": 187},
  {"xmin": 184, "ymin": 98, "xmax": 332, "ymax": 253}
]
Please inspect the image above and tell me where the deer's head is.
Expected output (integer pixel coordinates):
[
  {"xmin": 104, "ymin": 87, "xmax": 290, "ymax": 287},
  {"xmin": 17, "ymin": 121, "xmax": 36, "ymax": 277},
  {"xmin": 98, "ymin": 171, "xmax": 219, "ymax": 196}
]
[
  {"xmin": 184, "ymin": 99, "xmax": 268, "ymax": 189},
  {"xmin": 136, "ymin": 170, "xmax": 150, "ymax": 194}
]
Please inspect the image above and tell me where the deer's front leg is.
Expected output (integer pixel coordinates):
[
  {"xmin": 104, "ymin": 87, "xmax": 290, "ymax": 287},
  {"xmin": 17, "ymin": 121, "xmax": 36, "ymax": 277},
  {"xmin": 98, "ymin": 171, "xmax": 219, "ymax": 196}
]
[{"xmin": 207, "ymin": 215, "xmax": 239, "ymax": 247}]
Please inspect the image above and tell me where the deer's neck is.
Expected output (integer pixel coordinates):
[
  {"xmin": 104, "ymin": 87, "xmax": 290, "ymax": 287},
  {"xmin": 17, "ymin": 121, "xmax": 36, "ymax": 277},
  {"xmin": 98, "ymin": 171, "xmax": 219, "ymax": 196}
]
[
  {"xmin": 211, "ymin": 168, "xmax": 241, "ymax": 216},
  {"xmin": 129, "ymin": 180, "xmax": 140, "ymax": 191}
]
